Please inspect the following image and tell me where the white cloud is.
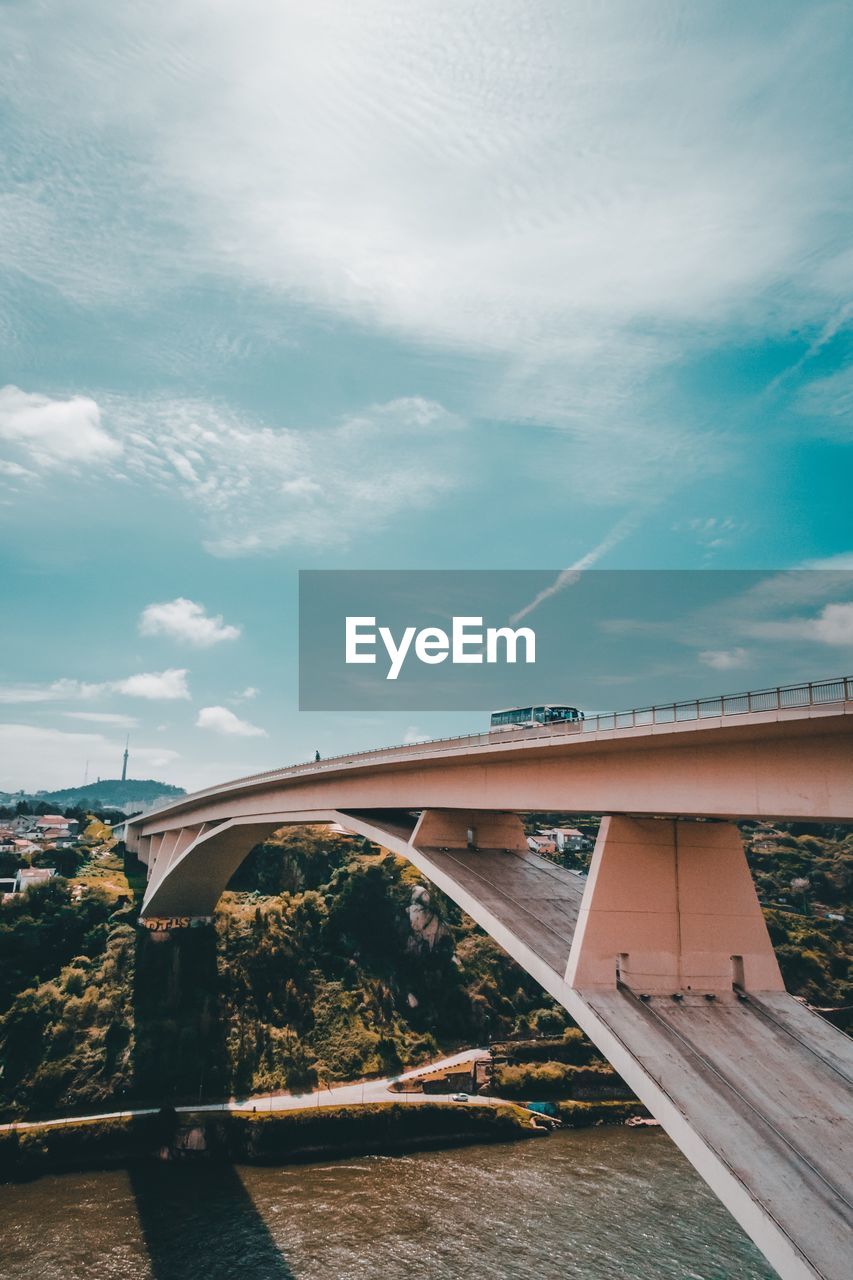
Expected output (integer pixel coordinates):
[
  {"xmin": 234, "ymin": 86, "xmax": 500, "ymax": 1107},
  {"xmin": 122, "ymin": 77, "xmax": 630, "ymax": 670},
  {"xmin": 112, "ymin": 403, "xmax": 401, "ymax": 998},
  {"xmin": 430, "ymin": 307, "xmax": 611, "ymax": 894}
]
[
  {"xmin": 139, "ymin": 597, "xmax": 241, "ymax": 647},
  {"xmin": 113, "ymin": 669, "xmax": 191, "ymax": 699},
  {"xmin": 0, "ymin": 668, "xmax": 190, "ymax": 703},
  {"xmin": 69, "ymin": 5, "xmax": 846, "ymax": 351},
  {"xmin": 748, "ymin": 601, "xmax": 853, "ymax": 646},
  {"xmin": 699, "ymin": 647, "xmax": 750, "ymax": 671},
  {"xmin": 62, "ymin": 711, "xmax": 139, "ymax": 727},
  {"xmin": 196, "ymin": 705, "xmax": 267, "ymax": 737},
  {"xmin": 0, "ymin": 723, "xmax": 179, "ymax": 792},
  {"xmin": 0, "ymin": 678, "xmax": 105, "ymax": 704},
  {"xmin": 403, "ymin": 726, "xmax": 430, "ymax": 745},
  {"xmin": 0, "ymin": 385, "xmax": 121, "ymax": 468},
  {"xmin": 802, "ymin": 552, "xmax": 853, "ymax": 570},
  {"xmin": 0, "ymin": 459, "xmax": 34, "ymax": 479},
  {"xmin": 5, "ymin": 5, "xmax": 852, "ymax": 507},
  {"xmin": 0, "ymin": 386, "xmax": 466, "ymax": 553},
  {"xmin": 231, "ymin": 686, "xmax": 258, "ymax": 702},
  {"xmin": 796, "ymin": 365, "xmax": 853, "ymax": 439},
  {"xmin": 112, "ymin": 394, "xmax": 466, "ymax": 554},
  {"xmin": 679, "ymin": 516, "xmax": 746, "ymax": 551}
]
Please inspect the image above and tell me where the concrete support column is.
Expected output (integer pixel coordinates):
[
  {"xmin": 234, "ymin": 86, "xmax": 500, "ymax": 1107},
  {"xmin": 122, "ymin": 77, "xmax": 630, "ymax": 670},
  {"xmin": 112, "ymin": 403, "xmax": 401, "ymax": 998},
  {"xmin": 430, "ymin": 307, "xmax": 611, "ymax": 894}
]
[
  {"xmin": 164, "ymin": 826, "xmax": 202, "ymax": 872},
  {"xmin": 413, "ymin": 808, "xmax": 528, "ymax": 853},
  {"xmin": 146, "ymin": 835, "xmax": 164, "ymax": 880},
  {"xmin": 150, "ymin": 832, "xmax": 183, "ymax": 888},
  {"xmin": 565, "ymin": 816, "xmax": 784, "ymax": 995}
]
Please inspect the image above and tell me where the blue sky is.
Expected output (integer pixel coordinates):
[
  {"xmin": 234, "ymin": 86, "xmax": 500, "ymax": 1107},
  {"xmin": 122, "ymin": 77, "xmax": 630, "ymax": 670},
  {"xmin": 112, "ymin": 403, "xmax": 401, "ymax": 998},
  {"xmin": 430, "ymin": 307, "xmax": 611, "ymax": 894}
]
[{"xmin": 1, "ymin": 1, "xmax": 852, "ymax": 791}]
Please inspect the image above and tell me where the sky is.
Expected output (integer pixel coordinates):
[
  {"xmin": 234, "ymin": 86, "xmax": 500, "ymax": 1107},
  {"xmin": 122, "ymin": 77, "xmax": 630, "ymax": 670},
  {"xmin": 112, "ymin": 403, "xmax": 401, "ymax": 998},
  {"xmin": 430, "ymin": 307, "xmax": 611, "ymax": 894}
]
[{"xmin": 1, "ymin": 1, "xmax": 852, "ymax": 792}]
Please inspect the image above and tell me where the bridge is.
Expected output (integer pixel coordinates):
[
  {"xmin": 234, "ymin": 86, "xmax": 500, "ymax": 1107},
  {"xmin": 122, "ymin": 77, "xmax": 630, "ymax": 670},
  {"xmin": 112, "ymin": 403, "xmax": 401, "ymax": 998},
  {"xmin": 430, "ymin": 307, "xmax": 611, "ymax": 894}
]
[{"xmin": 126, "ymin": 677, "xmax": 853, "ymax": 1280}]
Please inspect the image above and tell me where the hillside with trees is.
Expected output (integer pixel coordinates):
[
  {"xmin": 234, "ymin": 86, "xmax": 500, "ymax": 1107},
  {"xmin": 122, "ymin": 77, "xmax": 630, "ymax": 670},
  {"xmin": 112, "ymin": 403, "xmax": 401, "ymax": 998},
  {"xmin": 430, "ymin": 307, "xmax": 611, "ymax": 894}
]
[
  {"xmin": 0, "ymin": 778, "xmax": 185, "ymax": 814},
  {"xmin": 0, "ymin": 819, "xmax": 848, "ymax": 1122}
]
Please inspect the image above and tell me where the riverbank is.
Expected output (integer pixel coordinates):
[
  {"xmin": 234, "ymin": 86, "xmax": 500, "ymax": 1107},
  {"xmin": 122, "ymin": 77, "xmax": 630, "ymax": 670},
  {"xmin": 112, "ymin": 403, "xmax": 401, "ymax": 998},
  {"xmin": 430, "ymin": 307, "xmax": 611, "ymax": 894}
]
[
  {"xmin": 0, "ymin": 1101, "xmax": 546, "ymax": 1182},
  {"xmin": 0, "ymin": 1095, "xmax": 648, "ymax": 1182}
]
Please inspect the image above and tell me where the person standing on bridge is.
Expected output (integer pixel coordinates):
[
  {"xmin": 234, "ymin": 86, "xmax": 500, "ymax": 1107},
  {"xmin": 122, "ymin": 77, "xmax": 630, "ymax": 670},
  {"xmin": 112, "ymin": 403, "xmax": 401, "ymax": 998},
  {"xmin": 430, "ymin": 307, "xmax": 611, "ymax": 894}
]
[{"xmin": 315, "ymin": 749, "xmax": 321, "ymax": 762}]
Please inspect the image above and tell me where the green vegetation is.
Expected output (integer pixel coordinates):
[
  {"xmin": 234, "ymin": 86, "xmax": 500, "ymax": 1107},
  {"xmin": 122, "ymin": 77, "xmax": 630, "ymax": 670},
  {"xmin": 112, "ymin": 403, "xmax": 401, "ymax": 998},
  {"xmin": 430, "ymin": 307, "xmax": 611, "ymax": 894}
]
[
  {"xmin": 0, "ymin": 828, "xmax": 564, "ymax": 1119},
  {"xmin": 218, "ymin": 1101, "xmax": 536, "ymax": 1163},
  {"xmin": 0, "ymin": 778, "xmax": 185, "ymax": 813},
  {"xmin": 491, "ymin": 1028, "xmax": 598, "ymax": 1065},
  {"xmin": 0, "ymin": 1113, "xmax": 167, "ymax": 1180},
  {"xmin": 556, "ymin": 1101, "xmax": 643, "ymax": 1127},
  {"xmin": 0, "ymin": 1102, "xmax": 537, "ymax": 1182},
  {"xmin": 0, "ymin": 819, "xmax": 848, "ymax": 1131},
  {"xmin": 743, "ymin": 823, "xmax": 852, "ymax": 1015},
  {"xmin": 493, "ymin": 1061, "xmax": 634, "ymax": 1102}
]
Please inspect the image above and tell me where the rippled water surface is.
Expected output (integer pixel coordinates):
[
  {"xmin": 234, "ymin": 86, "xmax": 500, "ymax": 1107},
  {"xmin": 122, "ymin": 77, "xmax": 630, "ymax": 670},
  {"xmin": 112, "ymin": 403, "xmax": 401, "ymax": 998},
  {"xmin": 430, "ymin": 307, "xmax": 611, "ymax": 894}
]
[{"xmin": 0, "ymin": 1129, "xmax": 775, "ymax": 1279}]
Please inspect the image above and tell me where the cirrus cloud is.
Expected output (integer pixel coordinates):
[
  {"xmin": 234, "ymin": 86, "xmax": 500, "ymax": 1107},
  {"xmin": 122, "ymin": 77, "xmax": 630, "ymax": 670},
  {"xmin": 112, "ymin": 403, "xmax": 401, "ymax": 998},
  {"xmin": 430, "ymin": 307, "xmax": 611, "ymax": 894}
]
[
  {"xmin": 747, "ymin": 601, "xmax": 853, "ymax": 647},
  {"xmin": 112, "ymin": 393, "xmax": 466, "ymax": 555},
  {"xmin": 5, "ymin": 2, "xmax": 853, "ymax": 516},
  {"xmin": 0, "ymin": 668, "xmax": 190, "ymax": 703},
  {"xmin": 699, "ymin": 647, "xmax": 750, "ymax": 671},
  {"xmin": 62, "ymin": 711, "xmax": 140, "ymax": 728}
]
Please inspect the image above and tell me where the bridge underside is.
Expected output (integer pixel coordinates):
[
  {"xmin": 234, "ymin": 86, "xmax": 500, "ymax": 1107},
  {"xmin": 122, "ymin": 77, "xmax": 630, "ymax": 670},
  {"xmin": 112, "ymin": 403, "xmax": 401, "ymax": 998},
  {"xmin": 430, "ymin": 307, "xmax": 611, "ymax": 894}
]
[{"xmin": 134, "ymin": 810, "xmax": 853, "ymax": 1280}]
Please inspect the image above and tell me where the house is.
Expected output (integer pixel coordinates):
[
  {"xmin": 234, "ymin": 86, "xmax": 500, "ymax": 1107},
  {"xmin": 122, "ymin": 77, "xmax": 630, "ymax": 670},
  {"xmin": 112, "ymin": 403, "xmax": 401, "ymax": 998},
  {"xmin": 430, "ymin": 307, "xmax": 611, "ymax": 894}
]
[
  {"xmin": 14, "ymin": 867, "xmax": 56, "ymax": 893},
  {"xmin": 38, "ymin": 827, "xmax": 77, "ymax": 848},
  {"xmin": 35, "ymin": 815, "xmax": 77, "ymax": 834},
  {"xmin": 527, "ymin": 834, "xmax": 557, "ymax": 855},
  {"xmin": 537, "ymin": 826, "xmax": 591, "ymax": 853}
]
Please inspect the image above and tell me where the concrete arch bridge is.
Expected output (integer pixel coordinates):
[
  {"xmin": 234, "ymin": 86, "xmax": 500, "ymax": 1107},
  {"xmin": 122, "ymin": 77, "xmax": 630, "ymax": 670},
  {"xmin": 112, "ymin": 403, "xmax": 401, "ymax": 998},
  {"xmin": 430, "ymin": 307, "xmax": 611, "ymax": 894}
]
[{"xmin": 126, "ymin": 678, "xmax": 853, "ymax": 1280}]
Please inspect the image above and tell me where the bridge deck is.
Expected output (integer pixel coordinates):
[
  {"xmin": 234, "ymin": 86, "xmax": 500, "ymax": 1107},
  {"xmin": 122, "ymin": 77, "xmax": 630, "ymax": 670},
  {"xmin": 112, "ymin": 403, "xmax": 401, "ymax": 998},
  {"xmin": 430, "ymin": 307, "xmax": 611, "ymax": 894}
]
[
  {"xmin": 411, "ymin": 844, "xmax": 853, "ymax": 1279},
  {"xmin": 582, "ymin": 989, "xmax": 853, "ymax": 1280},
  {"xmin": 416, "ymin": 844, "xmax": 585, "ymax": 974}
]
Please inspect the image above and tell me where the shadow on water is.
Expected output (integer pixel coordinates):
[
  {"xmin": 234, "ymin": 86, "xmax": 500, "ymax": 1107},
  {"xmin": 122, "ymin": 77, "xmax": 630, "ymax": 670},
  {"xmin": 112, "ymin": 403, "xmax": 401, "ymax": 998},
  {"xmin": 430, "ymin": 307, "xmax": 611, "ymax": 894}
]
[
  {"xmin": 127, "ymin": 863, "xmax": 293, "ymax": 1279},
  {"xmin": 129, "ymin": 1160, "xmax": 295, "ymax": 1280}
]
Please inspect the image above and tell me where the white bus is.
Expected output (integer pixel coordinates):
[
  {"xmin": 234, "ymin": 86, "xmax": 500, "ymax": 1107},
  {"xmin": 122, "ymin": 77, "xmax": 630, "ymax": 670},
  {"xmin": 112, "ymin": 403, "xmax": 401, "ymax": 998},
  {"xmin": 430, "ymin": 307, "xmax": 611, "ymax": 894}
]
[{"xmin": 490, "ymin": 705, "xmax": 584, "ymax": 730}]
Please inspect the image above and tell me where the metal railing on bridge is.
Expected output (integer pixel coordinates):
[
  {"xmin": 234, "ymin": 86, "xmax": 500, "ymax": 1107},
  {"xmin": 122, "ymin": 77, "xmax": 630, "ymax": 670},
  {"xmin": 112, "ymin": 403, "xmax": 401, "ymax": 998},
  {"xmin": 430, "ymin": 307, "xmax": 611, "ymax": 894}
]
[
  {"xmin": 579, "ymin": 675, "xmax": 853, "ymax": 732},
  {"xmin": 138, "ymin": 676, "xmax": 853, "ymax": 818}
]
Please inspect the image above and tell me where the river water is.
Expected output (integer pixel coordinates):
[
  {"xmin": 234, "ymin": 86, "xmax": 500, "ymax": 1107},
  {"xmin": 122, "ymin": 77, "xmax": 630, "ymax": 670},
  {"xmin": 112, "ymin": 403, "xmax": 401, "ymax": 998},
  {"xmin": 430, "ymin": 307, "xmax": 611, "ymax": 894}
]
[{"xmin": 1, "ymin": 1128, "xmax": 775, "ymax": 1279}]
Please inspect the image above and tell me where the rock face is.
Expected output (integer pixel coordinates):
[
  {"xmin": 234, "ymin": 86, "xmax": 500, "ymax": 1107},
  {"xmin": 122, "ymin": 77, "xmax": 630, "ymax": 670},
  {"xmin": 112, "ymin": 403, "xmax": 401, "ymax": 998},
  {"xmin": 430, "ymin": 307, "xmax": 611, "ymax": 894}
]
[{"xmin": 406, "ymin": 884, "xmax": 451, "ymax": 955}]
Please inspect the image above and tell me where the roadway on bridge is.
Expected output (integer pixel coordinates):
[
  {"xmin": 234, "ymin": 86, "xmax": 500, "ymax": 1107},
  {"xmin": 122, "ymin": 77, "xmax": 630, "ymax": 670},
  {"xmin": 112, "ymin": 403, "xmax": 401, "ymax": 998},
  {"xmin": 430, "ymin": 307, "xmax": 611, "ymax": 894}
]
[
  {"xmin": 400, "ymin": 838, "xmax": 853, "ymax": 1280},
  {"xmin": 127, "ymin": 682, "xmax": 853, "ymax": 1279}
]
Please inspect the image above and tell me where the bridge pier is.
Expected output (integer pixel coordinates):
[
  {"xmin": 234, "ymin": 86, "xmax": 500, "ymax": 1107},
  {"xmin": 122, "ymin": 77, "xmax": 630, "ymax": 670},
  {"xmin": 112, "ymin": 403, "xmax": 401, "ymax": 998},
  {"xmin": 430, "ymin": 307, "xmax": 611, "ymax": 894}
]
[
  {"xmin": 131, "ymin": 803, "xmax": 852, "ymax": 1277},
  {"xmin": 412, "ymin": 808, "xmax": 528, "ymax": 853},
  {"xmin": 565, "ymin": 817, "xmax": 784, "ymax": 995}
]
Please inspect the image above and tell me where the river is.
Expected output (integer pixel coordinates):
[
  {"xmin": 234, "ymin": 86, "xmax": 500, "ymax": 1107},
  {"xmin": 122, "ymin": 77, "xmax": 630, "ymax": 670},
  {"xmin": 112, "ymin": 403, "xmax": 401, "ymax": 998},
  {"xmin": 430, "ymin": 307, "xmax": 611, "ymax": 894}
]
[{"xmin": 0, "ymin": 1127, "xmax": 775, "ymax": 1279}]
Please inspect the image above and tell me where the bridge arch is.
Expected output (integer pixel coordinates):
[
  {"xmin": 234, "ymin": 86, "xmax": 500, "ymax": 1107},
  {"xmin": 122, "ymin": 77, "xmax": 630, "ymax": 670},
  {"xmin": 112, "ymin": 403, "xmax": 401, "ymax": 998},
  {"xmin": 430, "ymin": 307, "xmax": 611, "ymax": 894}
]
[{"xmin": 128, "ymin": 694, "xmax": 853, "ymax": 1280}]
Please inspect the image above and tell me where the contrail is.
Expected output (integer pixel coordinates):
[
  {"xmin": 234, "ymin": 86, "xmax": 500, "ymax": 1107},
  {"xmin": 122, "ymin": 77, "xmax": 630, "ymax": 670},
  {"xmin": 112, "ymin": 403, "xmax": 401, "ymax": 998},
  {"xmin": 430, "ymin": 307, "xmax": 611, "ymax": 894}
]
[
  {"xmin": 764, "ymin": 302, "xmax": 852, "ymax": 397},
  {"xmin": 509, "ymin": 511, "xmax": 641, "ymax": 623}
]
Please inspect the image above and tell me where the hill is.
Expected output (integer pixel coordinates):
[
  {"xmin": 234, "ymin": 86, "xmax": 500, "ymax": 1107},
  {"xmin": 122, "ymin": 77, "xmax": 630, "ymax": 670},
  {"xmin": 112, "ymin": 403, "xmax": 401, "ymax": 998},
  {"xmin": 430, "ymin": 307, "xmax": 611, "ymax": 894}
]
[{"xmin": 1, "ymin": 778, "xmax": 185, "ymax": 814}]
